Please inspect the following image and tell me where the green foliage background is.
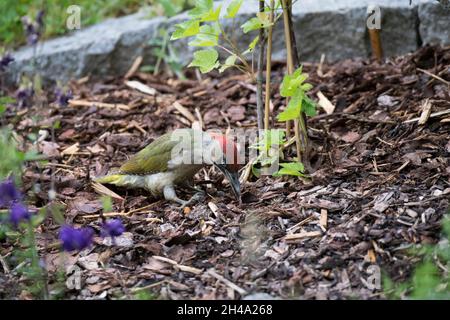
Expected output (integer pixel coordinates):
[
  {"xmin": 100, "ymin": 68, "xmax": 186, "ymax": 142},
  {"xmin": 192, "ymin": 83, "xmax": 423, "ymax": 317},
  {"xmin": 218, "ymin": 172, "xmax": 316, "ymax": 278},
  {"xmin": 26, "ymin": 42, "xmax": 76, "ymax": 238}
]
[{"xmin": 0, "ymin": 0, "xmax": 192, "ymax": 48}]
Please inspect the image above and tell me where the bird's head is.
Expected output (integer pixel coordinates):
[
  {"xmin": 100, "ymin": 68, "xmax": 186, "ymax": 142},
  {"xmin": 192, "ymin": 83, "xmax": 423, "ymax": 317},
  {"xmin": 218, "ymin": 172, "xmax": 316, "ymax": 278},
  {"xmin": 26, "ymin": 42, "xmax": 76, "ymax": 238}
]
[{"xmin": 208, "ymin": 132, "xmax": 241, "ymax": 201}]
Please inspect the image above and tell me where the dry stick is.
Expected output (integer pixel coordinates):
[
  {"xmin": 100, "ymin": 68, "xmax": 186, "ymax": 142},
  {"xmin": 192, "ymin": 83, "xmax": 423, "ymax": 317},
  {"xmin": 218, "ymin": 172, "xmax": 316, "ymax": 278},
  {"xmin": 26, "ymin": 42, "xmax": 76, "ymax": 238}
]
[
  {"xmin": 256, "ymin": 0, "xmax": 266, "ymax": 132},
  {"xmin": 264, "ymin": 0, "xmax": 275, "ymax": 131},
  {"xmin": 417, "ymin": 67, "xmax": 450, "ymax": 86},
  {"xmin": 368, "ymin": 28, "xmax": 383, "ymax": 61},
  {"xmin": 281, "ymin": 0, "xmax": 302, "ymax": 162}
]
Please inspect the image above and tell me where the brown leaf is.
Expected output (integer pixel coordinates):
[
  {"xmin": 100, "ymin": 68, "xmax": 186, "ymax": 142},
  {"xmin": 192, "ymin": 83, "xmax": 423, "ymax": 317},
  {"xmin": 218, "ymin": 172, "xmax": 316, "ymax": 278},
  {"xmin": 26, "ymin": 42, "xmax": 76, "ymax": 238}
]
[
  {"xmin": 39, "ymin": 141, "xmax": 60, "ymax": 157},
  {"xmin": 341, "ymin": 131, "xmax": 361, "ymax": 143},
  {"xmin": 72, "ymin": 198, "xmax": 103, "ymax": 214},
  {"xmin": 226, "ymin": 106, "xmax": 246, "ymax": 121}
]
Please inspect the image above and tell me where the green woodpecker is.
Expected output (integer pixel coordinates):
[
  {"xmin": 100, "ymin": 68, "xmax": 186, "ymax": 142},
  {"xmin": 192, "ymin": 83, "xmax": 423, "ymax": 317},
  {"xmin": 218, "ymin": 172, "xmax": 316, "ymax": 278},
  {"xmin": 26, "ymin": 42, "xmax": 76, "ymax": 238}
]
[{"xmin": 93, "ymin": 129, "xmax": 241, "ymax": 207}]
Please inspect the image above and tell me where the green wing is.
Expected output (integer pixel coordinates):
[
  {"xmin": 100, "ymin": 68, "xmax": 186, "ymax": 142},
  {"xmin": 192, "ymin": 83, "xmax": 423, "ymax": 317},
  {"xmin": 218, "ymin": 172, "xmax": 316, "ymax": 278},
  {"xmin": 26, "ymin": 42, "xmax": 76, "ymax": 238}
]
[{"xmin": 119, "ymin": 132, "xmax": 178, "ymax": 175}]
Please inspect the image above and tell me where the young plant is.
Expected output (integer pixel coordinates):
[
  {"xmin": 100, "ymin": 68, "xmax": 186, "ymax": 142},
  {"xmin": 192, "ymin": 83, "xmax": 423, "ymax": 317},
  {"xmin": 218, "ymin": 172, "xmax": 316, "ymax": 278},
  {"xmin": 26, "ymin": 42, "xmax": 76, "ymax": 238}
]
[
  {"xmin": 142, "ymin": 29, "xmax": 185, "ymax": 79},
  {"xmin": 171, "ymin": 0, "xmax": 316, "ymax": 176}
]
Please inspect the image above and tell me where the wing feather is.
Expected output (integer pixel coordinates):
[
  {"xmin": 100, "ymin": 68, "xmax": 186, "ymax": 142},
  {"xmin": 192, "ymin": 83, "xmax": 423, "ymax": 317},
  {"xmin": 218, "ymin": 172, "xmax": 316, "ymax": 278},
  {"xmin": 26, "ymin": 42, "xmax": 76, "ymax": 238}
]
[{"xmin": 119, "ymin": 133, "xmax": 178, "ymax": 174}]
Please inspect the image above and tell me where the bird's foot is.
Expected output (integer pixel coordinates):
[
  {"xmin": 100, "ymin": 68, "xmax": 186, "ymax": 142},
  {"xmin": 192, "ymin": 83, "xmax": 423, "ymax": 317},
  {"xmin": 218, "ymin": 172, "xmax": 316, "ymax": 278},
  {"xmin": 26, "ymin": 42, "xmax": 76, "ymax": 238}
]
[{"xmin": 177, "ymin": 191, "xmax": 205, "ymax": 211}]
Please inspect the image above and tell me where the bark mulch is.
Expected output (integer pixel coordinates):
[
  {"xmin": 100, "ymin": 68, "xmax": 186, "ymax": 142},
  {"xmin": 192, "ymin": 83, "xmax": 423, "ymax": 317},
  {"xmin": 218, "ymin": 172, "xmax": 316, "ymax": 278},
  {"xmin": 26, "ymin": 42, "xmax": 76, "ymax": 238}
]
[{"xmin": 1, "ymin": 44, "xmax": 449, "ymax": 299}]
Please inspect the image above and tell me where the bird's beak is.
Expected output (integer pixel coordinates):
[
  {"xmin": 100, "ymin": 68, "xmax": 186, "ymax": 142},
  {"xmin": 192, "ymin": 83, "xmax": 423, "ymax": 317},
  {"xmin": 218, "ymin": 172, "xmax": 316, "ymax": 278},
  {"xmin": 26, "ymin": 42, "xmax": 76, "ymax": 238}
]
[{"xmin": 214, "ymin": 164, "xmax": 241, "ymax": 202}]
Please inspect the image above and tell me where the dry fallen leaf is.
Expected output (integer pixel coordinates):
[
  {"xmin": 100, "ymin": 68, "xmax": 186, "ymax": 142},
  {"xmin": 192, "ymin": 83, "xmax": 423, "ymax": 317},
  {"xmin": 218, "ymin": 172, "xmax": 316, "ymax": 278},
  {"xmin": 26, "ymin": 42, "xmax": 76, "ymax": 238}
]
[{"xmin": 61, "ymin": 142, "xmax": 80, "ymax": 156}]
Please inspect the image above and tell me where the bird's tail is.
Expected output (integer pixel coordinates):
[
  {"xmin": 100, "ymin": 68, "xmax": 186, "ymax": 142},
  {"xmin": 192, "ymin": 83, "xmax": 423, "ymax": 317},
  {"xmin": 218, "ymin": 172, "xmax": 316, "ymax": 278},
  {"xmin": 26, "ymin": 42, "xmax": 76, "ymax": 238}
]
[{"xmin": 93, "ymin": 174, "xmax": 127, "ymax": 186}]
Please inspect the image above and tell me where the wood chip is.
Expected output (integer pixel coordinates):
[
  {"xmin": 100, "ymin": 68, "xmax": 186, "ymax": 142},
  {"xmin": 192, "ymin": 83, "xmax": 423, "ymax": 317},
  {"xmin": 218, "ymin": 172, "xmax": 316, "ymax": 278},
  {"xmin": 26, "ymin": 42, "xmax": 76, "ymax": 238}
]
[
  {"xmin": 177, "ymin": 265, "xmax": 203, "ymax": 275},
  {"xmin": 317, "ymin": 91, "xmax": 335, "ymax": 114},
  {"xmin": 284, "ymin": 230, "xmax": 322, "ymax": 241},
  {"xmin": 125, "ymin": 80, "xmax": 157, "ymax": 96},
  {"xmin": 172, "ymin": 101, "xmax": 196, "ymax": 123},
  {"xmin": 208, "ymin": 202, "xmax": 220, "ymax": 218},
  {"xmin": 61, "ymin": 142, "xmax": 79, "ymax": 155},
  {"xmin": 404, "ymin": 108, "xmax": 450, "ymax": 124},
  {"xmin": 320, "ymin": 209, "xmax": 328, "ymax": 230},
  {"xmin": 69, "ymin": 99, "xmax": 130, "ymax": 111},
  {"xmin": 418, "ymin": 99, "xmax": 432, "ymax": 125}
]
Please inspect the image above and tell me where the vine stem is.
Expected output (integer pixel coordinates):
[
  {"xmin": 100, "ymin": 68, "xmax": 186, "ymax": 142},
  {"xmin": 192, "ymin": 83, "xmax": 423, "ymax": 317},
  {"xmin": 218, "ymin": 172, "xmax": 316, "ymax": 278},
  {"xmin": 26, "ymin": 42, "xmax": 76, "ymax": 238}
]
[
  {"xmin": 264, "ymin": 0, "xmax": 275, "ymax": 131},
  {"xmin": 281, "ymin": 0, "xmax": 302, "ymax": 162}
]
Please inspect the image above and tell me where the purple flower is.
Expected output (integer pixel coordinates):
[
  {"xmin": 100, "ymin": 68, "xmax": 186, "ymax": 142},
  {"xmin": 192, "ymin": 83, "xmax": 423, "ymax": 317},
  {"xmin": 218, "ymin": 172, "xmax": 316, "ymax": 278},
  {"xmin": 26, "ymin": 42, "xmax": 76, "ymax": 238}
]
[
  {"xmin": 0, "ymin": 53, "xmax": 14, "ymax": 71},
  {"xmin": 101, "ymin": 219, "xmax": 125, "ymax": 238},
  {"xmin": 16, "ymin": 87, "xmax": 34, "ymax": 108},
  {"xmin": 0, "ymin": 178, "xmax": 22, "ymax": 208},
  {"xmin": 54, "ymin": 88, "xmax": 73, "ymax": 107},
  {"xmin": 59, "ymin": 225, "xmax": 94, "ymax": 252},
  {"xmin": 9, "ymin": 202, "xmax": 31, "ymax": 227},
  {"xmin": 21, "ymin": 15, "xmax": 41, "ymax": 46}
]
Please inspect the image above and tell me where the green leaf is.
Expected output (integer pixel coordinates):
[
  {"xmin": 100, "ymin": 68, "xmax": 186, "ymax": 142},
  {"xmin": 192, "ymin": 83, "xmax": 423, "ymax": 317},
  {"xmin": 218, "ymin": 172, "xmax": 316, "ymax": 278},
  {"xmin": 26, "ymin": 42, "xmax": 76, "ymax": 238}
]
[
  {"xmin": 0, "ymin": 96, "xmax": 15, "ymax": 115},
  {"xmin": 241, "ymin": 13, "xmax": 272, "ymax": 33},
  {"xmin": 188, "ymin": 23, "xmax": 220, "ymax": 47},
  {"xmin": 280, "ymin": 67, "xmax": 308, "ymax": 97},
  {"xmin": 171, "ymin": 20, "xmax": 200, "ymax": 40},
  {"xmin": 411, "ymin": 262, "xmax": 440, "ymax": 299},
  {"xmin": 50, "ymin": 204, "xmax": 66, "ymax": 225},
  {"xmin": 251, "ymin": 164, "xmax": 261, "ymax": 178},
  {"xmin": 277, "ymin": 90, "xmax": 303, "ymax": 122},
  {"xmin": 189, "ymin": 0, "xmax": 221, "ymax": 22},
  {"xmin": 189, "ymin": 0, "xmax": 214, "ymax": 18},
  {"xmin": 158, "ymin": 0, "xmax": 183, "ymax": 17},
  {"xmin": 302, "ymin": 95, "xmax": 317, "ymax": 117},
  {"xmin": 301, "ymin": 83, "xmax": 313, "ymax": 91},
  {"xmin": 188, "ymin": 49, "xmax": 220, "ymax": 73},
  {"xmin": 0, "ymin": 96, "xmax": 15, "ymax": 104},
  {"xmin": 274, "ymin": 162, "xmax": 305, "ymax": 177},
  {"xmin": 219, "ymin": 54, "xmax": 237, "ymax": 72},
  {"xmin": 200, "ymin": 5, "xmax": 222, "ymax": 22},
  {"xmin": 250, "ymin": 129, "xmax": 286, "ymax": 152},
  {"xmin": 242, "ymin": 36, "xmax": 259, "ymax": 55},
  {"xmin": 101, "ymin": 196, "xmax": 113, "ymax": 213},
  {"xmin": 226, "ymin": 0, "xmax": 243, "ymax": 18}
]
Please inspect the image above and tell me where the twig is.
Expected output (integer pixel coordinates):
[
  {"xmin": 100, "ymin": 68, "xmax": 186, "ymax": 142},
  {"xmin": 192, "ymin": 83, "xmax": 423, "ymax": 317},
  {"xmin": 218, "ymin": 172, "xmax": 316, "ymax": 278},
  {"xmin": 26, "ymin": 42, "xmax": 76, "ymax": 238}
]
[
  {"xmin": 124, "ymin": 56, "xmax": 143, "ymax": 79},
  {"xmin": 69, "ymin": 99, "xmax": 130, "ymax": 111},
  {"xmin": 207, "ymin": 268, "xmax": 248, "ymax": 296},
  {"xmin": 417, "ymin": 68, "xmax": 450, "ymax": 86},
  {"xmin": 403, "ymin": 108, "xmax": 450, "ymax": 124}
]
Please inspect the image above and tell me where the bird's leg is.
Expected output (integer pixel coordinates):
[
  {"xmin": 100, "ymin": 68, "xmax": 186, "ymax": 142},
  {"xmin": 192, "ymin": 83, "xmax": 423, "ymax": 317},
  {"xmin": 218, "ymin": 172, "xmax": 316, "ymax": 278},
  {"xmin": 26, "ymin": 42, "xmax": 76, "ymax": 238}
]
[
  {"xmin": 163, "ymin": 185, "xmax": 205, "ymax": 210},
  {"xmin": 163, "ymin": 185, "xmax": 187, "ymax": 207}
]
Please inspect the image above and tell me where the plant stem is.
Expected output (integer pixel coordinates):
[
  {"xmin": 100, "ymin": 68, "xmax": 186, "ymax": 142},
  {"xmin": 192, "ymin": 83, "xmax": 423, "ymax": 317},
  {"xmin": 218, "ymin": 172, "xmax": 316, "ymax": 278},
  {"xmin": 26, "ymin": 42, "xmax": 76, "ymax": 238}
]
[
  {"xmin": 154, "ymin": 30, "xmax": 169, "ymax": 75},
  {"xmin": 281, "ymin": 0, "xmax": 302, "ymax": 162},
  {"xmin": 256, "ymin": 0, "xmax": 266, "ymax": 133},
  {"xmin": 264, "ymin": 0, "xmax": 275, "ymax": 131},
  {"xmin": 368, "ymin": 28, "xmax": 383, "ymax": 61},
  {"xmin": 218, "ymin": 22, "xmax": 253, "ymax": 76},
  {"xmin": 287, "ymin": 0, "xmax": 310, "ymax": 158}
]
